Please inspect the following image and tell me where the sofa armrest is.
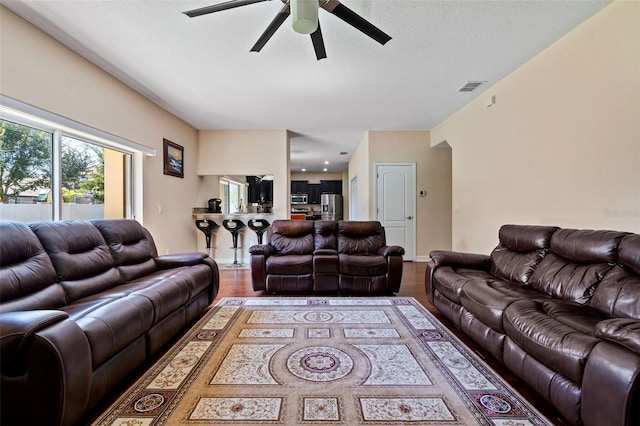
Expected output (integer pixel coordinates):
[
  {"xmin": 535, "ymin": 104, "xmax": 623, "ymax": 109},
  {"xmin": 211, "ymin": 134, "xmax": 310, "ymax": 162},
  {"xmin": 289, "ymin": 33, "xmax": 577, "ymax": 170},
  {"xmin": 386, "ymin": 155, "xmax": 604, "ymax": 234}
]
[
  {"xmin": 154, "ymin": 252, "xmax": 208, "ymax": 269},
  {"xmin": 1, "ymin": 310, "xmax": 68, "ymax": 361},
  {"xmin": 582, "ymin": 340, "xmax": 640, "ymax": 426},
  {"xmin": 425, "ymin": 251, "xmax": 491, "ymax": 304},
  {"xmin": 429, "ymin": 250, "xmax": 491, "ymax": 269},
  {"xmin": 595, "ymin": 318, "xmax": 640, "ymax": 356},
  {"xmin": 1, "ymin": 310, "xmax": 92, "ymax": 426},
  {"xmin": 378, "ymin": 245, "xmax": 405, "ymax": 257},
  {"xmin": 249, "ymin": 244, "xmax": 276, "ymax": 257},
  {"xmin": 250, "ymin": 245, "xmax": 275, "ymax": 291}
]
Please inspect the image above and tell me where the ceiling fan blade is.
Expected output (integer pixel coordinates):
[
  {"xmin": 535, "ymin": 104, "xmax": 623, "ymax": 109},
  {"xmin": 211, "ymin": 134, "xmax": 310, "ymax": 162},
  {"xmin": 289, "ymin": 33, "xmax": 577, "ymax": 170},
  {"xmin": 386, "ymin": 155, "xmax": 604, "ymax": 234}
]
[
  {"xmin": 183, "ymin": 0, "xmax": 269, "ymax": 18},
  {"xmin": 250, "ymin": 4, "xmax": 290, "ymax": 52},
  {"xmin": 322, "ymin": 0, "xmax": 391, "ymax": 45},
  {"xmin": 310, "ymin": 22, "xmax": 327, "ymax": 60}
]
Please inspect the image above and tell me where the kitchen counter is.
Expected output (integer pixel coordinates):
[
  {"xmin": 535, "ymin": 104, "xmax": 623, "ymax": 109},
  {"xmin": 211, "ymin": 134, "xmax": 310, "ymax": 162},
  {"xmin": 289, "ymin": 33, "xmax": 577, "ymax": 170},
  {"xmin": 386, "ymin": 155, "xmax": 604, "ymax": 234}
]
[{"xmin": 193, "ymin": 212, "xmax": 274, "ymax": 220}]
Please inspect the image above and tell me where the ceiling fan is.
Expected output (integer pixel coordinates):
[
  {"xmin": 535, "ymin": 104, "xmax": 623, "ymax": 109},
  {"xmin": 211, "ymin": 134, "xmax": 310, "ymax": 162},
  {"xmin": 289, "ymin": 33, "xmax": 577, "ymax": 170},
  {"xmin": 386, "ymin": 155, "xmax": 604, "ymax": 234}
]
[{"xmin": 183, "ymin": 0, "xmax": 392, "ymax": 60}]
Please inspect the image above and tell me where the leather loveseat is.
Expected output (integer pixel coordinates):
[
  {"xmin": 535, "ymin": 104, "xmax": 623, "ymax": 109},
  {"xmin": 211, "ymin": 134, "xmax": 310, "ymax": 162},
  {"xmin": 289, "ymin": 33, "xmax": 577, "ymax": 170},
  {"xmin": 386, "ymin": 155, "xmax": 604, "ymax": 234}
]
[
  {"xmin": 250, "ymin": 219, "xmax": 404, "ymax": 294},
  {"xmin": 425, "ymin": 224, "xmax": 639, "ymax": 426},
  {"xmin": 0, "ymin": 219, "xmax": 219, "ymax": 426}
]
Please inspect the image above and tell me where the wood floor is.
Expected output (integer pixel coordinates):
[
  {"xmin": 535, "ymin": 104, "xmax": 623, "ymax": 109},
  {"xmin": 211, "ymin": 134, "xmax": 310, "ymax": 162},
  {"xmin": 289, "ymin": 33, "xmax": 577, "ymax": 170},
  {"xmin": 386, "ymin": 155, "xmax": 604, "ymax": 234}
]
[{"xmin": 215, "ymin": 262, "xmax": 568, "ymax": 425}]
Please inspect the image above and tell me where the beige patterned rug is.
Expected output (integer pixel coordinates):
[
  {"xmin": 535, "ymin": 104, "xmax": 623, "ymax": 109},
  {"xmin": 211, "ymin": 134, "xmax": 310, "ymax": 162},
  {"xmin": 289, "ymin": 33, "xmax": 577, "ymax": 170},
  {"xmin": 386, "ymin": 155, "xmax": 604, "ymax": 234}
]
[{"xmin": 93, "ymin": 297, "xmax": 551, "ymax": 425}]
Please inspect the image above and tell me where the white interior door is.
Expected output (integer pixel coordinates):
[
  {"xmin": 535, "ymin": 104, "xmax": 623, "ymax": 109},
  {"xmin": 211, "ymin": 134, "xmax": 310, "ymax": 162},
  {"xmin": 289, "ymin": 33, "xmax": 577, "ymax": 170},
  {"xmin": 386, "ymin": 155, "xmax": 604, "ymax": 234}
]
[{"xmin": 375, "ymin": 163, "xmax": 416, "ymax": 261}]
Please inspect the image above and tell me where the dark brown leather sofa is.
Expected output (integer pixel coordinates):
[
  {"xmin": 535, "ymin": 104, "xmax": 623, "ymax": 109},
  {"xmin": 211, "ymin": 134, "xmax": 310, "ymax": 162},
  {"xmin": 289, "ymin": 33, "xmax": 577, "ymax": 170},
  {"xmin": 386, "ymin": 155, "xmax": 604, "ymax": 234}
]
[
  {"xmin": 0, "ymin": 219, "xmax": 219, "ymax": 426},
  {"xmin": 250, "ymin": 220, "xmax": 404, "ymax": 294},
  {"xmin": 425, "ymin": 224, "xmax": 639, "ymax": 426}
]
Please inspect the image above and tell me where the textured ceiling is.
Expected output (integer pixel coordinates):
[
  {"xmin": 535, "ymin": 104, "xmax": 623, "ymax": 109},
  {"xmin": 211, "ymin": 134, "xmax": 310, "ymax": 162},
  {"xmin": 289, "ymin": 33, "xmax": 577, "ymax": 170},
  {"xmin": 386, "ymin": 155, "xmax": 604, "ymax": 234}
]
[{"xmin": 3, "ymin": 0, "xmax": 610, "ymax": 172}]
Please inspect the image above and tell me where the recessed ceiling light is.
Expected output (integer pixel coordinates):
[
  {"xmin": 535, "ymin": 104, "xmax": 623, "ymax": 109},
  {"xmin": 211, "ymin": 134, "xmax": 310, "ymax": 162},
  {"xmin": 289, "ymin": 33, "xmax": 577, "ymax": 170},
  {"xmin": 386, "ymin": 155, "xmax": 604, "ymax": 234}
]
[
  {"xmin": 301, "ymin": 168, "xmax": 306, "ymax": 172},
  {"xmin": 324, "ymin": 161, "xmax": 329, "ymax": 164},
  {"xmin": 323, "ymin": 168, "xmax": 327, "ymax": 172}
]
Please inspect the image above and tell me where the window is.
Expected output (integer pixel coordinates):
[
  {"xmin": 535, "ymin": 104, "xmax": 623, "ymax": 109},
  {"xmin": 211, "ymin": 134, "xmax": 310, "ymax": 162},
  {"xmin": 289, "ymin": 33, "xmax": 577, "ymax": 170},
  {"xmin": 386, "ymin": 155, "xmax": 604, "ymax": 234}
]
[
  {"xmin": 0, "ymin": 118, "xmax": 134, "ymax": 222},
  {"xmin": 60, "ymin": 136, "xmax": 132, "ymax": 220},
  {"xmin": 219, "ymin": 177, "xmax": 246, "ymax": 214}
]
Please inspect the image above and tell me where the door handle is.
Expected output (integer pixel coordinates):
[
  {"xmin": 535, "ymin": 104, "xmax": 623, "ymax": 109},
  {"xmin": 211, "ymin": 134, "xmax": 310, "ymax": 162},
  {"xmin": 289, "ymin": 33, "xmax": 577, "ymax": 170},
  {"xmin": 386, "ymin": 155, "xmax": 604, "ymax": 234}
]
[{"xmin": 406, "ymin": 216, "xmax": 413, "ymax": 220}]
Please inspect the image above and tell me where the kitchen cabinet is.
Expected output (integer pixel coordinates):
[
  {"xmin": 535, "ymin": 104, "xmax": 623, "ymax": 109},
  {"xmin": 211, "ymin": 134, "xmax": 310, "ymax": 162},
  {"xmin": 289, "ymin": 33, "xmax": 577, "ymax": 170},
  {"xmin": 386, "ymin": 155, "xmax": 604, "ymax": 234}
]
[
  {"xmin": 247, "ymin": 176, "xmax": 261, "ymax": 203},
  {"xmin": 291, "ymin": 180, "xmax": 308, "ymax": 194},
  {"xmin": 260, "ymin": 180, "xmax": 273, "ymax": 202},
  {"xmin": 247, "ymin": 176, "xmax": 273, "ymax": 203},
  {"xmin": 320, "ymin": 180, "xmax": 342, "ymax": 195},
  {"xmin": 308, "ymin": 184, "xmax": 321, "ymax": 204}
]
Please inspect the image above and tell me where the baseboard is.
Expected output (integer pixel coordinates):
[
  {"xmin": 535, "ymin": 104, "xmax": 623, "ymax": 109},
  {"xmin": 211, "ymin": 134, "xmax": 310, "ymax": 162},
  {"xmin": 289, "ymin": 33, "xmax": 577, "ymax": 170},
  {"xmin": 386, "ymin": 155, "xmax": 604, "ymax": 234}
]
[{"xmin": 415, "ymin": 256, "xmax": 430, "ymax": 262}]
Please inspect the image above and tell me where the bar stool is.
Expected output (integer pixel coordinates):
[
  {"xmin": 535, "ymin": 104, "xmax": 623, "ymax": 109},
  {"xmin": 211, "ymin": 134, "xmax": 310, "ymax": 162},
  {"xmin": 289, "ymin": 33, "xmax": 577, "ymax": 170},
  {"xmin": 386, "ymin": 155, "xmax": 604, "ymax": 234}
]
[
  {"xmin": 222, "ymin": 219, "xmax": 246, "ymax": 268},
  {"xmin": 195, "ymin": 219, "xmax": 219, "ymax": 256},
  {"xmin": 247, "ymin": 219, "xmax": 270, "ymax": 244}
]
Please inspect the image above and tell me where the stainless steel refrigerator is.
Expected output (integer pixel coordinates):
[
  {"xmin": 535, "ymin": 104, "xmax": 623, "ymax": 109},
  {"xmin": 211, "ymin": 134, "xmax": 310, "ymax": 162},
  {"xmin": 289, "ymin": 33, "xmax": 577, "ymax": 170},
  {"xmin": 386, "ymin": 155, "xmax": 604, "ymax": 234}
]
[{"xmin": 321, "ymin": 194, "xmax": 343, "ymax": 220}]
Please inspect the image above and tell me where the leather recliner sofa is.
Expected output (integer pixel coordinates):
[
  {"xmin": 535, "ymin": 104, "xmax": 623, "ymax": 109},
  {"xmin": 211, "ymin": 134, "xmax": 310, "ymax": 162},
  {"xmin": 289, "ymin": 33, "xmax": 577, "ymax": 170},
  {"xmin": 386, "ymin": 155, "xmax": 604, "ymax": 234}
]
[
  {"xmin": 425, "ymin": 224, "xmax": 639, "ymax": 426},
  {"xmin": 0, "ymin": 219, "xmax": 219, "ymax": 426},
  {"xmin": 249, "ymin": 220, "xmax": 404, "ymax": 294}
]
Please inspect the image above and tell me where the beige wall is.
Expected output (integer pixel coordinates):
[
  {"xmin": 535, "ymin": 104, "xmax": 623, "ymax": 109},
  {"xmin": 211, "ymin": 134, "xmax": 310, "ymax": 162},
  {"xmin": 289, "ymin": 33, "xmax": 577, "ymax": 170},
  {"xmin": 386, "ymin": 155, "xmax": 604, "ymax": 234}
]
[
  {"xmin": 367, "ymin": 131, "xmax": 452, "ymax": 260},
  {"xmin": 197, "ymin": 129, "xmax": 290, "ymax": 219},
  {"xmin": 1, "ymin": 6, "xmax": 201, "ymax": 254},
  {"xmin": 432, "ymin": 0, "xmax": 640, "ymax": 253},
  {"xmin": 348, "ymin": 133, "xmax": 371, "ymax": 220}
]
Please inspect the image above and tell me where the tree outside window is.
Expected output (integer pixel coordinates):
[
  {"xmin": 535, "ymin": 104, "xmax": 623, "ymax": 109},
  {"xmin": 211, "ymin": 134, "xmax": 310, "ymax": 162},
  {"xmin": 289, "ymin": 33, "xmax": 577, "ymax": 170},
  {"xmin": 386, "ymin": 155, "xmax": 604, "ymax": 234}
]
[{"xmin": 0, "ymin": 120, "xmax": 128, "ymax": 221}]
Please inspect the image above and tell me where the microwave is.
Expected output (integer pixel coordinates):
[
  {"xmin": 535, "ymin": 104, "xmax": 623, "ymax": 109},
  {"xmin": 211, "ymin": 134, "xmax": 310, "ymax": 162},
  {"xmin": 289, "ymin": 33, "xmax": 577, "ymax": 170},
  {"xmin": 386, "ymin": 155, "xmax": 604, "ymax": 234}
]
[{"xmin": 291, "ymin": 194, "xmax": 308, "ymax": 204}]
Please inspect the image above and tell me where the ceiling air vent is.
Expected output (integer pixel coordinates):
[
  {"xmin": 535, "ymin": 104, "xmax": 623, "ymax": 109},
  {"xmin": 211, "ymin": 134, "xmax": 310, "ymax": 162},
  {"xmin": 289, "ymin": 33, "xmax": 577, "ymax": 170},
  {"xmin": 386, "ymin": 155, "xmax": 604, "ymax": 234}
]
[{"xmin": 458, "ymin": 81, "xmax": 486, "ymax": 92}]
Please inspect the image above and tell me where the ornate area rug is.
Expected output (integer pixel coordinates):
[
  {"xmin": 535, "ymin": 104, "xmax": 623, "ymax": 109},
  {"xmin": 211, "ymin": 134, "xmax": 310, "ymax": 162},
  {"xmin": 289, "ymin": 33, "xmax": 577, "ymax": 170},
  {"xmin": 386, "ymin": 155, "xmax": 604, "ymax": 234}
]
[{"xmin": 93, "ymin": 297, "xmax": 551, "ymax": 425}]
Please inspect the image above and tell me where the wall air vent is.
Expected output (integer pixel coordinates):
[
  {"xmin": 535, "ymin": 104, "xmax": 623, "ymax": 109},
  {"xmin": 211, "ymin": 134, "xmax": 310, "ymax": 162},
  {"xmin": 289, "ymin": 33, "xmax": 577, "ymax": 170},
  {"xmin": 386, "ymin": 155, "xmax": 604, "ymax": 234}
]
[{"xmin": 458, "ymin": 81, "xmax": 486, "ymax": 92}]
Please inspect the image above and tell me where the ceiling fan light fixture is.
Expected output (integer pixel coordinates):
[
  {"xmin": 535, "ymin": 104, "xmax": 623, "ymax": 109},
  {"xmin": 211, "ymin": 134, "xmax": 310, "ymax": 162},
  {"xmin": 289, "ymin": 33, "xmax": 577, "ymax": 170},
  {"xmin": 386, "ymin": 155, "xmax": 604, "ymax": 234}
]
[{"xmin": 291, "ymin": 0, "xmax": 319, "ymax": 34}]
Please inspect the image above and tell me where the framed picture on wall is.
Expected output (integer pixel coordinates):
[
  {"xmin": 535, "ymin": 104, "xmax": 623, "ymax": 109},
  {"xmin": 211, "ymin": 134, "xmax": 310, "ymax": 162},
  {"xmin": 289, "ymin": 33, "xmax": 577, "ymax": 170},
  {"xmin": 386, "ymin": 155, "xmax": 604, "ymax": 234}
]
[{"xmin": 163, "ymin": 138, "xmax": 184, "ymax": 178}]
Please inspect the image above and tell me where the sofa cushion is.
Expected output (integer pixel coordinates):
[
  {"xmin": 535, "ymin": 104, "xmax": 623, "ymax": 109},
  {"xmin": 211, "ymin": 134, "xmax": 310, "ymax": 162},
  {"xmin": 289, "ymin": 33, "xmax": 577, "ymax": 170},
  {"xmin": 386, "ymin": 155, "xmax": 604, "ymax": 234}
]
[
  {"xmin": 490, "ymin": 249, "xmax": 546, "ymax": 284},
  {"xmin": 93, "ymin": 266, "xmax": 210, "ymax": 300},
  {"xmin": 0, "ymin": 222, "xmax": 63, "ymax": 312},
  {"xmin": 529, "ymin": 253, "xmax": 612, "ymax": 305},
  {"xmin": 548, "ymin": 228, "xmax": 627, "ymax": 264},
  {"xmin": 63, "ymin": 295, "xmax": 154, "ymax": 369},
  {"xmin": 131, "ymin": 280, "xmax": 190, "ymax": 325},
  {"xmin": 432, "ymin": 266, "xmax": 495, "ymax": 304},
  {"xmin": 528, "ymin": 229, "xmax": 626, "ymax": 305},
  {"xmin": 338, "ymin": 221, "xmax": 385, "ymax": 255},
  {"xmin": 269, "ymin": 220, "xmax": 314, "ymax": 255},
  {"xmin": 314, "ymin": 220, "xmax": 338, "ymax": 251},
  {"xmin": 504, "ymin": 299, "xmax": 604, "ymax": 385},
  {"xmin": 29, "ymin": 221, "xmax": 122, "ymax": 303},
  {"xmin": 91, "ymin": 219, "xmax": 158, "ymax": 281},
  {"xmin": 496, "ymin": 225, "xmax": 559, "ymax": 252},
  {"xmin": 619, "ymin": 233, "xmax": 640, "ymax": 275},
  {"xmin": 461, "ymin": 279, "xmax": 548, "ymax": 332},
  {"xmin": 489, "ymin": 225, "xmax": 558, "ymax": 284},
  {"xmin": 591, "ymin": 235, "xmax": 640, "ymax": 319}
]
